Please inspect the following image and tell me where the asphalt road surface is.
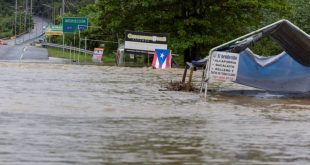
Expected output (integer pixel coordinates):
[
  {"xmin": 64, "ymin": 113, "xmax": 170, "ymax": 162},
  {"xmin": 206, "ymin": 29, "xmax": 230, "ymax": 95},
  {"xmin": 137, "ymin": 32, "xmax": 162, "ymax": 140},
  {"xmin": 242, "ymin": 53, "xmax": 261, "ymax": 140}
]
[
  {"xmin": 0, "ymin": 45, "xmax": 48, "ymax": 61},
  {"xmin": 13, "ymin": 17, "xmax": 48, "ymax": 45},
  {"xmin": 0, "ymin": 17, "xmax": 49, "ymax": 61}
]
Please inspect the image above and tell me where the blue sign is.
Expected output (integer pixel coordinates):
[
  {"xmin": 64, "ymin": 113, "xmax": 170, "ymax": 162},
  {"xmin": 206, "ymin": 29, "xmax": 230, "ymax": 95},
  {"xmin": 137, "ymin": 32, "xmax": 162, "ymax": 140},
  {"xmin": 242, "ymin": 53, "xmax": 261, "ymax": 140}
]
[{"xmin": 78, "ymin": 25, "xmax": 87, "ymax": 31}]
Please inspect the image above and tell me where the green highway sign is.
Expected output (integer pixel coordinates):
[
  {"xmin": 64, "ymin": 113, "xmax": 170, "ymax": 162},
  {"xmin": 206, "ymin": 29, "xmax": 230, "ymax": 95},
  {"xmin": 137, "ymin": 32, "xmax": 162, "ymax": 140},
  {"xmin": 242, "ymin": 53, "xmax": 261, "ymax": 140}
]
[
  {"xmin": 62, "ymin": 17, "xmax": 88, "ymax": 33},
  {"xmin": 45, "ymin": 25, "xmax": 63, "ymax": 36}
]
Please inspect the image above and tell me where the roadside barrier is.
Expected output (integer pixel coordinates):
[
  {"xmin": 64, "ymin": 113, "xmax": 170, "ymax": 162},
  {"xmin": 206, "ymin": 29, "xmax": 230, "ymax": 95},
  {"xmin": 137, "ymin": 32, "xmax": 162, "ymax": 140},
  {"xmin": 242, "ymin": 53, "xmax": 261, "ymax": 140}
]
[{"xmin": 41, "ymin": 42, "xmax": 93, "ymax": 55}]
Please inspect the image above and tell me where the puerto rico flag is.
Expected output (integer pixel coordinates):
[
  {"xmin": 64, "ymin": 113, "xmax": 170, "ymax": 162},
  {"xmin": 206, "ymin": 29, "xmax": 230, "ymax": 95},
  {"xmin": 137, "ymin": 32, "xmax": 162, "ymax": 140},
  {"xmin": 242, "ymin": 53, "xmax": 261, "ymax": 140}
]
[{"xmin": 152, "ymin": 49, "xmax": 171, "ymax": 69}]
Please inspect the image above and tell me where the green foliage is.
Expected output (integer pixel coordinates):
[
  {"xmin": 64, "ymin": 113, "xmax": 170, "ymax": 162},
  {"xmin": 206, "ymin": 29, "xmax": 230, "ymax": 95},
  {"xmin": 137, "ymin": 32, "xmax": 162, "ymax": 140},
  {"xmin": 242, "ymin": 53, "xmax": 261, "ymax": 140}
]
[
  {"xmin": 47, "ymin": 47, "xmax": 117, "ymax": 64},
  {"xmin": 289, "ymin": 0, "xmax": 310, "ymax": 33},
  {"xmin": 0, "ymin": 0, "xmax": 13, "ymax": 38},
  {"xmin": 0, "ymin": 0, "xmax": 298, "ymax": 60},
  {"xmin": 249, "ymin": 37, "xmax": 283, "ymax": 56},
  {"xmin": 32, "ymin": 0, "xmax": 96, "ymax": 18},
  {"xmin": 0, "ymin": 0, "xmax": 35, "ymax": 38},
  {"xmin": 92, "ymin": 0, "xmax": 291, "ymax": 62},
  {"xmin": 0, "ymin": 17, "xmax": 13, "ymax": 37}
]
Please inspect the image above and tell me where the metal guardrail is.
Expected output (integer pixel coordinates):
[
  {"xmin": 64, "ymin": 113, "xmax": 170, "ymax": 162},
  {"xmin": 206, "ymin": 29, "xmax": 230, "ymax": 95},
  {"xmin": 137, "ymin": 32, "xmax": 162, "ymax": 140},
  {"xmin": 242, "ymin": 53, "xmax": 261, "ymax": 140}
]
[
  {"xmin": 15, "ymin": 33, "xmax": 45, "ymax": 45},
  {"xmin": 41, "ymin": 42, "xmax": 93, "ymax": 55}
]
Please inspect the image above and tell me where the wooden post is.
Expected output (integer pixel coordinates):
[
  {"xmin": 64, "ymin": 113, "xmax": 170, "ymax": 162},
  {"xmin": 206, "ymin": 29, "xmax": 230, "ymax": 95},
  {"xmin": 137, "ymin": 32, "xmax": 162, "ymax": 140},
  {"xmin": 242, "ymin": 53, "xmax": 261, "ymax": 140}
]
[
  {"xmin": 148, "ymin": 54, "xmax": 150, "ymax": 67},
  {"xmin": 182, "ymin": 66, "xmax": 188, "ymax": 83},
  {"xmin": 188, "ymin": 68, "xmax": 194, "ymax": 85}
]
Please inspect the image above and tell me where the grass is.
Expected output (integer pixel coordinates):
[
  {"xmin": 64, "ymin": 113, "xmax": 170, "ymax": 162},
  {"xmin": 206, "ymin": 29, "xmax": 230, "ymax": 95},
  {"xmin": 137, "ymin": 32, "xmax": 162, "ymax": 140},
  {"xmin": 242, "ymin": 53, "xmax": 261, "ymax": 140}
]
[{"xmin": 46, "ymin": 47, "xmax": 117, "ymax": 64}]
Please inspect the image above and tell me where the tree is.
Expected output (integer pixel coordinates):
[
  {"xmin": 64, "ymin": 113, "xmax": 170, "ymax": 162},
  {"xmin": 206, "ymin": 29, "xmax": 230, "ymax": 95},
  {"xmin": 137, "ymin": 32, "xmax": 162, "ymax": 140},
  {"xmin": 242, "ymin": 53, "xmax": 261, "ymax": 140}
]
[
  {"xmin": 93, "ymin": 0, "xmax": 291, "ymax": 63},
  {"xmin": 289, "ymin": 0, "xmax": 310, "ymax": 33}
]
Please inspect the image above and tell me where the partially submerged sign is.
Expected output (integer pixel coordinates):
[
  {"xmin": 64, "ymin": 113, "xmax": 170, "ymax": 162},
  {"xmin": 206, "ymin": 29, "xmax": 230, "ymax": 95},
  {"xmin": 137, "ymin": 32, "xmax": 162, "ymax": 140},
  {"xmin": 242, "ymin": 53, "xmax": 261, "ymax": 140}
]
[
  {"xmin": 63, "ymin": 17, "xmax": 88, "ymax": 33},
  {"xmin": 124, "ymin": 30, "xmax": 168, "ymax": 55},
  {"xmin": 92, "ymin": 48, "xmax": 104, "ymax": 62},
  {"xmin": 201, "ymin": 20, "xmax": 310, "ymax": 96},
  {"xmin": 209, "ymin": 51, "xmax": 239, "ymax": 82}
]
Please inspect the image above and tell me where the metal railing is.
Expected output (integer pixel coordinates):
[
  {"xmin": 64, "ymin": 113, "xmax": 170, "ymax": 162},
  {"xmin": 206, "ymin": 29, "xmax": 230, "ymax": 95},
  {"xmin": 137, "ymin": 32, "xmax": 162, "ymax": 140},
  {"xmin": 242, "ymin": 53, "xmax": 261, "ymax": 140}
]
[
  {"xmin": 41, "ymin": 42, "xmax": 93, "ymax": 55},
  {"xmin": 15, "ymin": 33, "xmax": 45, "ymax": 45}
]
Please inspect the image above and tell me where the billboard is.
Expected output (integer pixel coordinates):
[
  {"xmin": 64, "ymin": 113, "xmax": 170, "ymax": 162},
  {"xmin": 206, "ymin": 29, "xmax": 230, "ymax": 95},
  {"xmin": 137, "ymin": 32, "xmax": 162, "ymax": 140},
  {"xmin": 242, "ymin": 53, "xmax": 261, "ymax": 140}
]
[
  {"xmin": 209, "ymin": 51, "xmax": 240, "ymax": 82},
  {"xmin": 124, "ymin": 30, "xmax": 168, "ymax": 55},
  {"xmin": 45, "ymin": 25, "xmax": 63, "ymax": 36}
]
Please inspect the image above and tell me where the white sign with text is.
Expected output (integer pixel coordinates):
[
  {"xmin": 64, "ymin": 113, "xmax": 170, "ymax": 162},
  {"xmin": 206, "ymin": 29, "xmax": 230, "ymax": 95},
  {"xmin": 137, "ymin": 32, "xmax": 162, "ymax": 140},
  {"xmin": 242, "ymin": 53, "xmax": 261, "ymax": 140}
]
[{"xmin": 209, "ymin": 51, "xmax": 239, "ymax": 82}]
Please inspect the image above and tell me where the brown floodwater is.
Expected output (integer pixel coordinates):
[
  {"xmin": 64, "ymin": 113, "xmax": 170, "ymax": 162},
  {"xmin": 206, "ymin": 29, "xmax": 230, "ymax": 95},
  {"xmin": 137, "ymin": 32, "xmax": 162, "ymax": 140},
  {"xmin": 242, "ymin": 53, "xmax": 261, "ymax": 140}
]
[{"xmin": 0, "ymin": 62, "xmax": 309, "ymax": 165}]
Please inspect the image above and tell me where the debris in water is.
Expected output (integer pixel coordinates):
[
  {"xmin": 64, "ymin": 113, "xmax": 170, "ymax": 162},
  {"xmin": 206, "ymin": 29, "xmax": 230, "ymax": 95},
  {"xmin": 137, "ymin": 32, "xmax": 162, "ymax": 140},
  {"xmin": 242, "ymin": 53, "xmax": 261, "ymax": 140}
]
[{"xmin": 166, "ymin": 81, "xmax": 197, "ymax": 92}]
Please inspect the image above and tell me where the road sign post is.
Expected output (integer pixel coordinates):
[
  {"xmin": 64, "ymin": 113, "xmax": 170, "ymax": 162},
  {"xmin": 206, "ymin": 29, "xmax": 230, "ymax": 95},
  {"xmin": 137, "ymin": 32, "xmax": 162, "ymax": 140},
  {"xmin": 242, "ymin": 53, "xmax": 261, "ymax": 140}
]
[
  {"xmin": 85, "ymin": 37, "xmax": 87, "ymax": 63},
  {"xmin": 79, "ymin": 29, "xmax": 81, "ymax": 63},
  {"xmin": 63, "ymin": 33, "xmax": 65, "ymax": 58},
  {"xmin": 62, "ymin": 17, "xmax": 88, "ymax": 63}
]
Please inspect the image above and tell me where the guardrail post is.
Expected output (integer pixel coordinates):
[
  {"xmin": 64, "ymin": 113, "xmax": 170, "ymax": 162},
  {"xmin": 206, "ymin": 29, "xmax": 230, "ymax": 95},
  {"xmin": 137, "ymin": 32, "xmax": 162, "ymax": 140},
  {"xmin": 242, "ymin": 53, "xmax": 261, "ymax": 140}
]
[
  {"xmin": 84, "ymin": 37, "xmax": 87, "ymax": 64},
  {"xmin": 70, "ymin": 42, "xmax": 72, "ymax": 64}
]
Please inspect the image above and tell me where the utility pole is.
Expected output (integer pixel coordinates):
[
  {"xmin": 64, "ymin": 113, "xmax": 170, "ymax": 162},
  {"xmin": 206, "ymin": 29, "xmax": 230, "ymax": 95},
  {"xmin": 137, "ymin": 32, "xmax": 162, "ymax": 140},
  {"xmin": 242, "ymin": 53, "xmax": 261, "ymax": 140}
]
[
  {"xmin": 19, "ymin": 7, "xmax": 22, "ymax": 35},
  {"xmin": 25, "ymin": 0, "xmax": 28, "ymax": 29},
  {"xmin": 15, "ymin": 0, "xmax": 17, "ymax": 45},
  {"xmin": 62, "ymin": 0, "xmax": 65, "ymax": 58},
  {"xmin": 23, "ymin": 0, "xmax": 28, "ymax": 43},
  {"xmin": 30, "ymin": 0, "xmax": 32, "ymax": 15},
  {"xmin": 30, "ymin": 0, "xmax": 33, "ymax": 40},
  {"xmin": 30, "ymin": 0, "xmax": 32, "ymax": 40},
  {"xmin": 52, "ymin": 0, "xmax": 55, "ymax": 24},
  {"xmin": 62, "ymin": 0, "xmax": 65, "ymax": 16}
]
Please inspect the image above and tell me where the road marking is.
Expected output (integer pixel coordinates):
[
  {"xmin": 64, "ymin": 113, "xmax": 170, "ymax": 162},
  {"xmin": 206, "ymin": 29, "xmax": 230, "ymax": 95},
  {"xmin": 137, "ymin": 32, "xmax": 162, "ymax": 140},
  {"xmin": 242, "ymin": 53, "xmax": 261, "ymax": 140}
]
[{"xmin": 19, "ymin": 46, "xmax": 28, "ymax": 60}]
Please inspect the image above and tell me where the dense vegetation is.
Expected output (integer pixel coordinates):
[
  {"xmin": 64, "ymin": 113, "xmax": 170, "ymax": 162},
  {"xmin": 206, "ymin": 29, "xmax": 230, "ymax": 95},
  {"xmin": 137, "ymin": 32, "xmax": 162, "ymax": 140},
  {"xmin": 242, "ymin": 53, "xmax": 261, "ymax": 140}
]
[
  {"xmin": 0, "ymin": 0, "xmax": 14, "ymax": 38},
  {"xmin": 33, "ymin": 0, "xmax": 95, "ymax": 23},
  {"xmin": 2, "ymin": 1, "xmax": 310, "ymax": 64},
  {"xmin": 0, "ymin": 0, "xmax": 13, "ymax": 16},
  {"xmin": 0, "ymin": 0, "xmax": 33, "ymax": 38},
  {"xmin": 83, "ymin": 0, "xmax": 292, "ymax": 61}
]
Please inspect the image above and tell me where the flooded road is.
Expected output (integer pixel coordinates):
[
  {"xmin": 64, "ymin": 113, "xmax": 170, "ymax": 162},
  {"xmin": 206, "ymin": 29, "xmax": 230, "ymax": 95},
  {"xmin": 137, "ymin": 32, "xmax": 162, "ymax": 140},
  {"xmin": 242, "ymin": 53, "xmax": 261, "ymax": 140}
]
[{"xmin": 0, "ymin": 62, "xmax": 309, "ymax": 165}]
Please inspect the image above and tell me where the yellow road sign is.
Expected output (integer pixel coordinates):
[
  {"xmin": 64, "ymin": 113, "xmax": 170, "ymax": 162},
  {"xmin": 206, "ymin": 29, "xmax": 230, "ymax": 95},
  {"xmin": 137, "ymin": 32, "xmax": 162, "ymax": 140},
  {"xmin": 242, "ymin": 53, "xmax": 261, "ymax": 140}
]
[{"xmin": 45, "ymin": 31, "xmax": 63, "ymax": 36}]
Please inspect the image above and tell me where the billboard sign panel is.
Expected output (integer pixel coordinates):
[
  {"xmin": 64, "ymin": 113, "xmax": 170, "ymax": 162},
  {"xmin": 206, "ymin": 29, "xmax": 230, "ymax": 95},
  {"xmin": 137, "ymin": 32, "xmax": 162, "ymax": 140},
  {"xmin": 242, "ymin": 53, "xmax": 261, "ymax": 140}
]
[
  {"xmin": 124, "ymin": 30, "xmax": 168, "ymax": 55},
  {"xmin": 45, "ymin": 25, "xmax": 63, "ymax": 36},
  {"xmin": 92, "ymin": 48, "xmax": 104, "ymax": 62},
  {"xmin": 209, "ymin": 51, "xmax": 240, "ymax": 82}
]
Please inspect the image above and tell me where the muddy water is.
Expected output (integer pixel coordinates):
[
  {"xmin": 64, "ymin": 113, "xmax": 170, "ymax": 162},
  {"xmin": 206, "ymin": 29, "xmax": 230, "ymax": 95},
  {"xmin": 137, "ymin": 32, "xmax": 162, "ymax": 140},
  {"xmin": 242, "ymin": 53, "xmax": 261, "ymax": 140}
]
[{"xmin": 0, "ymin": 62, "xmax": 309, "ymax": 165}]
